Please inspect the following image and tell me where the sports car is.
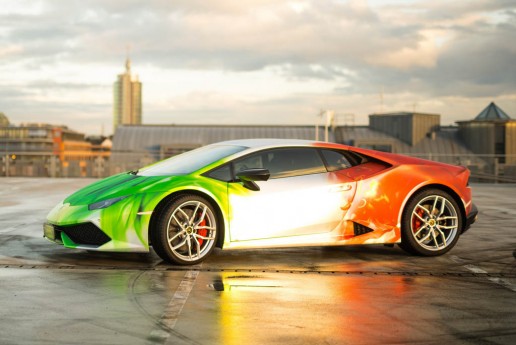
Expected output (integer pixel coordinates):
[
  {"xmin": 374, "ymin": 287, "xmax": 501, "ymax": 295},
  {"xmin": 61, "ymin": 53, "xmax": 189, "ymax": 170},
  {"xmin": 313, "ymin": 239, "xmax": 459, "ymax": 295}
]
[{"xmin": 44, "ymin": 139, "xmax": 478, "ymax": 265}]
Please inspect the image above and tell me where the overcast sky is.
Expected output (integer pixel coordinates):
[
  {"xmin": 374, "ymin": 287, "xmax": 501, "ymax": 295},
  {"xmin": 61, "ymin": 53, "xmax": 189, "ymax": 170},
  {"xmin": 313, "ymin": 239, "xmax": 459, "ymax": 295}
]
[{"xmin": 0, "ymin": 0, "xmax": 515, "ymax": 135}]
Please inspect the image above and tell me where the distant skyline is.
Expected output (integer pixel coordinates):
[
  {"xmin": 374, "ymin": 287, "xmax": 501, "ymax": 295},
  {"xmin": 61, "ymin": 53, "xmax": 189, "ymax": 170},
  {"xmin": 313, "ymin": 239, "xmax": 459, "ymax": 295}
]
[{"xmin": 0, "ymin": 0, "xmax": 515, "ymax": 135}]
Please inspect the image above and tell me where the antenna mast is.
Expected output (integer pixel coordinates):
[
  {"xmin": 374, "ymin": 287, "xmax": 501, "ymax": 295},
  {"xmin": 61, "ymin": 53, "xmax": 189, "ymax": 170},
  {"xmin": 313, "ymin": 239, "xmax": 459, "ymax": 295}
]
[{"xmin": 380, "ymin": 86, "xmax": 384, "ymax": 113}]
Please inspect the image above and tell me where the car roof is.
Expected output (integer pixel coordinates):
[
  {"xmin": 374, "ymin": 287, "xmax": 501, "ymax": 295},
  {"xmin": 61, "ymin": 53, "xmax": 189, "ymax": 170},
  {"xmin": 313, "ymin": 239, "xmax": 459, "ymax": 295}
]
[{"xmin": 213, "ymin": 138, "xmax": 320, "ymax": 149}]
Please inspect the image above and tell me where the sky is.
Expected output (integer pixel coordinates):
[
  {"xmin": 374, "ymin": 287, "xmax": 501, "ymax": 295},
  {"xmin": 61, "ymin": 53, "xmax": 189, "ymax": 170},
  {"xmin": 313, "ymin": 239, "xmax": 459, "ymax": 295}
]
[{"xmin": 0, "ymin": 0, "xmax": 515, "ymax": 136}]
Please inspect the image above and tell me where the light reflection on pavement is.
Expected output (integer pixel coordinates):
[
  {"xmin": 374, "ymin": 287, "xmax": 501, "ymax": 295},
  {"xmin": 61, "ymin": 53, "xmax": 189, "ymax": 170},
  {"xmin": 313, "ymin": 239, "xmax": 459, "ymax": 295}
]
[{"xmin": 0, "ymin": 178, "xmax": 515, "ymax": 345}]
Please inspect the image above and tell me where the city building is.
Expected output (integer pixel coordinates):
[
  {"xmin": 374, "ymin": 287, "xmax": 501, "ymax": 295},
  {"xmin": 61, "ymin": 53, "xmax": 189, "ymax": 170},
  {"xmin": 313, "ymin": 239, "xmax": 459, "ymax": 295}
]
[
  {"xmin": 368, "ymin": 112, "xmax": 440, "ymax": 146},
  {"xmin": 335, "ymin": 112, "xmax": 478, "ymax": 164},
  {"xmin": 113, "ymin": 58, "xmax": 142, "ymax": 133},
  {"xmin": 0, "ymin": 114, "xmax": 109, "ymax": 177},
  {"xmin": 110, "ymin": 125, "xmax": 326, "ymax": 173},
  {"xmin": 110, "ymin": 103, "xmax": 515, "ymax": 182},
  {"xmin": 457, "ymin": 102, "xmax": 516, "ymax": 164},
  {"xmin": 110, "ymin": 113, "xmax": 477, "ymax": 171},
  {"xmin": 457, "ymin": 102, "xmax": 516, "ymax": 178},
  {"xmin": 2, "ymin": 102, "xmax": 514, "ymax": 181},
  {"xmin": 0, "ymin": 112, "xmax": 9, "ymax": 127}
]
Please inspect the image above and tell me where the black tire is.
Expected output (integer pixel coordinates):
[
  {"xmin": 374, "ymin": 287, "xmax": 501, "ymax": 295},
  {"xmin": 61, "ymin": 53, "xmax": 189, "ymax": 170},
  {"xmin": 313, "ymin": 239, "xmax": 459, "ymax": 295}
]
[
  {"xmin": 150, "ymin": 194, "xmax": 218, "ymax": 265},
  {"xmin": 399, "ymin": 189, "xmax": 462, "ymax": 256}
]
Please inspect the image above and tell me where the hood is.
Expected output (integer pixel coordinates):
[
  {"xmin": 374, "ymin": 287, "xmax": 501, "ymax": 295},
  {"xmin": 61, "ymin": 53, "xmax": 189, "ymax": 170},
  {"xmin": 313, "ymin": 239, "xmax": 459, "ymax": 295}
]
[{"xmin": 64, "ymin": 173, "xmax": 170, "ymax": 206}]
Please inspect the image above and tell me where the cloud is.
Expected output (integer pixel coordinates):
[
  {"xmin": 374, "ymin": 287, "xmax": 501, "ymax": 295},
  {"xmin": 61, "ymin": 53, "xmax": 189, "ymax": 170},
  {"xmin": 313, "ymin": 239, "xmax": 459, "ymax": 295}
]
[
  {"xmin": 0, "ymin": 44, "xmax": 23, "ymax": 58},
  {"xmin": 0, "ymin": 0, "xmax": 515, "ymax": 135}
]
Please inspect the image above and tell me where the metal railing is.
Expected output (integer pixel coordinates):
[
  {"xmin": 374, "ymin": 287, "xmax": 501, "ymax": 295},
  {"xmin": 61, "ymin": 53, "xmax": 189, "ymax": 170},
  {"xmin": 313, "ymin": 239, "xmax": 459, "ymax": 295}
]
[{"xmin": 2, "ymin": 151, "xmax": 516, "ymax": 183}]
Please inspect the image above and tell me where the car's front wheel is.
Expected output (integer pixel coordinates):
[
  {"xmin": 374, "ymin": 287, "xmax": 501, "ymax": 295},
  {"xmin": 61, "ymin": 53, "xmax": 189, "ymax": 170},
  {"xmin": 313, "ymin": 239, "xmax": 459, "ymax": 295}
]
[
  {"xmin": 400, "ymin": 189, "xmax": 462, "ymax": 256},
  {"xmin": 151, "ymin": 195, "xmax": 218, "ymax": 265}
]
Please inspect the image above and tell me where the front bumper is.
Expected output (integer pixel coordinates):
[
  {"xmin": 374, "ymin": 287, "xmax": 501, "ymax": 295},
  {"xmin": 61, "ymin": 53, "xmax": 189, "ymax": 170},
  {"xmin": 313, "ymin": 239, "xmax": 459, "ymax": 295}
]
[
  {"xmin": 463, "ymin": 203, "xmax": 478, "ymax": 233},
  {"xmin": 44, "ymin": 199, "xmax": 151, "ymax": 252},
  {"xmin": 44, "ymin": 222, "xmax": 111, "ymax": 248}
]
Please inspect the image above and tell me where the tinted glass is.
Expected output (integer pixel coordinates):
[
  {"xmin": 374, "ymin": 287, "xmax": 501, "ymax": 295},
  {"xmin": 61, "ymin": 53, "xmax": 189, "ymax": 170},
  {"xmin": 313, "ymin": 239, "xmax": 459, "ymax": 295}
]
[
  {"xmin": 139, "ymin": 144, "xmax": 246, "ymax": 176},
  {"xmin": 234, "ymin": 148, "xmax": 326, "ymax": 179},
  {"xmin": 321, "ymin": 150, "xmax": 352, "ymax": 172},
  {"xmin": 234, "ymin": 154, "xmax": 265, "ymax": 174},
  {"xmin": 206, "ymin": 164, "xmax": 232, "ymax": 182}
]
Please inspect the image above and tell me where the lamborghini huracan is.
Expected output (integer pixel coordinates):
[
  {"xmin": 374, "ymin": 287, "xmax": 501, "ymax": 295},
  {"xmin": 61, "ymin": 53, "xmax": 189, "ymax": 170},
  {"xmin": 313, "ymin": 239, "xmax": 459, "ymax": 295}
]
[{"xmin": 44, "ymin": 139, "xmax": 478, "ymax": 265}]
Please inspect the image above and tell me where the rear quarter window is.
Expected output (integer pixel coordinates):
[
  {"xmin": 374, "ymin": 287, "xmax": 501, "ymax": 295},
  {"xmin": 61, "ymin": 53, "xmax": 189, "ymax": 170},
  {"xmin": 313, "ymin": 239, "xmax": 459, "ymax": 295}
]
[{"xmin": 320, "ymin": 150, "xmax": 353, "ymax": 172}]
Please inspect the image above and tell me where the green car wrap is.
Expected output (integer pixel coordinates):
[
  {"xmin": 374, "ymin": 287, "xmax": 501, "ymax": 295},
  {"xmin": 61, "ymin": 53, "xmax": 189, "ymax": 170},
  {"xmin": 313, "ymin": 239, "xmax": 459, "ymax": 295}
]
[{"xmin": 45, "ymin": 168, "xmax": 235, "ymax": 252}]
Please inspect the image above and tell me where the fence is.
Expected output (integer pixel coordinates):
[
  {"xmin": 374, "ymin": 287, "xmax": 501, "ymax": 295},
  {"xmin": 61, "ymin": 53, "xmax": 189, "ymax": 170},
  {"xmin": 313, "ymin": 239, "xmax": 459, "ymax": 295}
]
[{"xmin": 1, "ymin": 151, "xmax": 516, "ymax": 183}]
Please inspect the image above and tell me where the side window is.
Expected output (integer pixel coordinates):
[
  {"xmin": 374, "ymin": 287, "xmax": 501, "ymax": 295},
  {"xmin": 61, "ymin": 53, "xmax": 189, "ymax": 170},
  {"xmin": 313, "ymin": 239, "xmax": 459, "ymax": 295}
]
[
  {"xmin": 234, "ymin": 154, "xmax": 264, "ymax": 174},
  {"xmin": 205, "ymin": 164, "xmax": 232, "ymax": 182},
  {"xmin": 321, "ymin": 150, "xmax": 352, "ymax": 172},
  {"xmin": 264, "ymin": 148, "xmax": 326, "ymax": 178},
  {"xmin": 232, "ymin": 147, "xmax": 327, "ymax": 179}
]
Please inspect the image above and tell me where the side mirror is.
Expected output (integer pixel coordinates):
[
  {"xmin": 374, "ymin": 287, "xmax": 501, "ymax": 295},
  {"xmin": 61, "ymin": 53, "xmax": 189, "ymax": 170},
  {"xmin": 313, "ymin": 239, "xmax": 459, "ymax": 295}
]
[{"xmin": 236, "ymin": 168, "xmax": 270, "ymax": 191}]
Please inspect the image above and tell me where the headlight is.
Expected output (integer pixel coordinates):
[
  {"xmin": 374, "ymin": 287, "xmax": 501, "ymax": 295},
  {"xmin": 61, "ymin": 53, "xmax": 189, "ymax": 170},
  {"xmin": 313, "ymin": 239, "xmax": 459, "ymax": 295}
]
[{"xmin": 88, "ymin": 196, "xmax": 128, "ymax": 210}]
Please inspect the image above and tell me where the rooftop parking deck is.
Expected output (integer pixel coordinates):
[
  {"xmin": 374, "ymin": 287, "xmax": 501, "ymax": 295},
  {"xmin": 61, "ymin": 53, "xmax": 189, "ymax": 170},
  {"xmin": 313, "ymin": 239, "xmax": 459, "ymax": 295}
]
[{"xmin": 0, "ymin": 178, "xmax": 515, "ymax": 344}]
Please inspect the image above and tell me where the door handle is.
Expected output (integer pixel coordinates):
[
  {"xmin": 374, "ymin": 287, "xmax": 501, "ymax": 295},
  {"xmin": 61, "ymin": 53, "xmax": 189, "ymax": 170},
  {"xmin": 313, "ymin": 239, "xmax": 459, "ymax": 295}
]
[{"xmin": 331, "ymin": 184, "xmax": 352, "ymax": 192}]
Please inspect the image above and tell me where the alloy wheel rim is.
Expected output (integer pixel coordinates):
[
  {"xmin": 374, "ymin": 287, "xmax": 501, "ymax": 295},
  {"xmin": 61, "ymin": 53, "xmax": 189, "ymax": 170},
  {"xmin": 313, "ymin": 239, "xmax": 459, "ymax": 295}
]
[
  {"xmin": 410, "ymin": 195, "xmax": 458, "ymax": 251},
  {"xmin": 166, "ymin": 200, "xmax": 216, "ymax": 261}
]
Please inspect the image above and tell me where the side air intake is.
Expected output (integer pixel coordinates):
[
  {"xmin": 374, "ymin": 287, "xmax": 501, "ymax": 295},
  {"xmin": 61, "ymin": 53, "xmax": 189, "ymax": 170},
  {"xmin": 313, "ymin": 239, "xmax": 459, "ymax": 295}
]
[{"xmin": 353, "ymin": 222, "xmax": 374, "ymax": 236}]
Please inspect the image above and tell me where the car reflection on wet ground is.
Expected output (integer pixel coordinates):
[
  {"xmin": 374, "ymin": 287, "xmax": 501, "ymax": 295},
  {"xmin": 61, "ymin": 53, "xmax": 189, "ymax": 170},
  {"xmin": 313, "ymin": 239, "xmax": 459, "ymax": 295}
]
[{"xmin": 0, "ymin": 178, "xmax": 515, "ymax": 344}]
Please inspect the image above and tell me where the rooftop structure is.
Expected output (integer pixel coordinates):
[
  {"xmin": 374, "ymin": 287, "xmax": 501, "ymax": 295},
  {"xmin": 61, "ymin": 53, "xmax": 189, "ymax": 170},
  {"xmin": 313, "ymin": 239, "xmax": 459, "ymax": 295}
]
[
  {"xmin": 110, "ymin": 124, "xmax": 330, "ymax": 172},
  {"xmin": 473, "ymin": 102, "xmax": 512, "ymax": 121},
  {"xmin": 368, "ymin": 112, "xmax": 440, "ymax": 146},
  {"xmin": 457, "ymin": 102, "xmax": 515, "ymax": 165},
  {"xmin": 334, "ymin": 125, "xmax": 477, "ymax": 165},
  {"xmin": 110, "ymin": 103, "xmax": 515, "ymax": 181}
]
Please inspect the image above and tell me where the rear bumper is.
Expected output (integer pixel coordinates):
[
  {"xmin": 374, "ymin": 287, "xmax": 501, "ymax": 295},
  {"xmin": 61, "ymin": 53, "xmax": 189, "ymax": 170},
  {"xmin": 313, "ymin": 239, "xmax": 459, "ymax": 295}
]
[{"xmin": 463, "ymin": 203, "xmax": 478, "ymax": 233}]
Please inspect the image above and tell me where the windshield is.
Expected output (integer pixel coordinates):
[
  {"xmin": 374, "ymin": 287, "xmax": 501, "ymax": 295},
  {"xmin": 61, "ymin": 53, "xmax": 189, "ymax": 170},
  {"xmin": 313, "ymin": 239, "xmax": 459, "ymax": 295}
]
[{"xmin": 138, "ymin": 144, "xmax": 247, "ymax": 176}]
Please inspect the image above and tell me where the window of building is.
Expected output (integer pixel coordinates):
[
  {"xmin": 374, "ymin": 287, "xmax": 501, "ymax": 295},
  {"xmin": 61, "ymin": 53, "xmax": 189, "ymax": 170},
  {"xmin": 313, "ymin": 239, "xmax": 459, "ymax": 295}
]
[{"xmin": 495, "ymin": 125, "xmax": 506, "ymax": 164}]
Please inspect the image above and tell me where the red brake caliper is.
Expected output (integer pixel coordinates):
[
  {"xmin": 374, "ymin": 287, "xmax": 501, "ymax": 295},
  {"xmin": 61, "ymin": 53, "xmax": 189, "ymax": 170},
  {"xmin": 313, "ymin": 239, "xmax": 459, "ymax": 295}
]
[
  {"xmin": 412, "ymin": 209, "xmax": 425, "ymax": 233},
  {"xmin": 197, "ymin": 213, "xmax": 208, "ymax": 247}
]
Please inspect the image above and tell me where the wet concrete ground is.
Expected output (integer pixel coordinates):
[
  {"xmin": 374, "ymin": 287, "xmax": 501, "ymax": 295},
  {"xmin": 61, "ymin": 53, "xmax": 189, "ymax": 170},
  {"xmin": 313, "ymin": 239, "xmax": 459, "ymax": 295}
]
[{"xmin": 0, "ymin": 178, "xmax": 515, "ymax": 345}]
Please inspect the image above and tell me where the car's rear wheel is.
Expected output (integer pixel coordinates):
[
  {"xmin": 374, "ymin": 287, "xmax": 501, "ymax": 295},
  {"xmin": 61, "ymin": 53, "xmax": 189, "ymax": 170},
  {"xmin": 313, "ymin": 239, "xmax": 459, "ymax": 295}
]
[
  {"xmin": 151, "ymin": 195, "xmax": 218, "ymax": 265},
  {"xmin": 400, "ymin": 189, "xmax": 462, "ymax": 256}
]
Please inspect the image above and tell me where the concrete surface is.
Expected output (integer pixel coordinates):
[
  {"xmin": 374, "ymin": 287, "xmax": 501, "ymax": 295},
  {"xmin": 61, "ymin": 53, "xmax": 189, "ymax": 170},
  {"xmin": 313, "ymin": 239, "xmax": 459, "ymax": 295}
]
[{"xmin": 0, "ymin": 178, "xmax": 515, "ymax": 344}]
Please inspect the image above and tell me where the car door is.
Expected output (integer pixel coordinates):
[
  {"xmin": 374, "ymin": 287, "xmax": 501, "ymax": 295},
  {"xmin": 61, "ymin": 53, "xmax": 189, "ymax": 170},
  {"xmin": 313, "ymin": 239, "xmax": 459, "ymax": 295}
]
[{"xmin": 227, "ymin": 147, "xmax": 356, "ymax": 242}]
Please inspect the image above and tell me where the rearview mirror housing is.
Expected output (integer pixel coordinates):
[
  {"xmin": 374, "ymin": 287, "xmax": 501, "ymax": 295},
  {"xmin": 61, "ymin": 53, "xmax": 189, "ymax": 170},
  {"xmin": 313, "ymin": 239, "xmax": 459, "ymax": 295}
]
[{"xmin": 236, "ymin": 168, "xmax": 270, "ymax": 191}]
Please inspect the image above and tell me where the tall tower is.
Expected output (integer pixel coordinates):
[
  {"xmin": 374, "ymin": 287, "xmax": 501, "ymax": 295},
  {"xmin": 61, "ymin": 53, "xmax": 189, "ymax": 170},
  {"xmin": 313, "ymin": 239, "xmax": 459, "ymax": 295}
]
[{"xmin": 113, "ymin": 58, "xmax": 142, "ymax": 133}]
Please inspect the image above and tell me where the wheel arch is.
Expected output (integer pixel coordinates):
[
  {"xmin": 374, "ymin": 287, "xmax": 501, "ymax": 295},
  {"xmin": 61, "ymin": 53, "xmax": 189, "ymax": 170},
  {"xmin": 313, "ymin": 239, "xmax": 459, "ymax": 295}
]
[
  {"xmin": 400, "ymin": 183, "xmax": 467, "ymax": 231},
  {"xmin": 148, "ymin": 189, "xmax": 226, "ymax": 249}
]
